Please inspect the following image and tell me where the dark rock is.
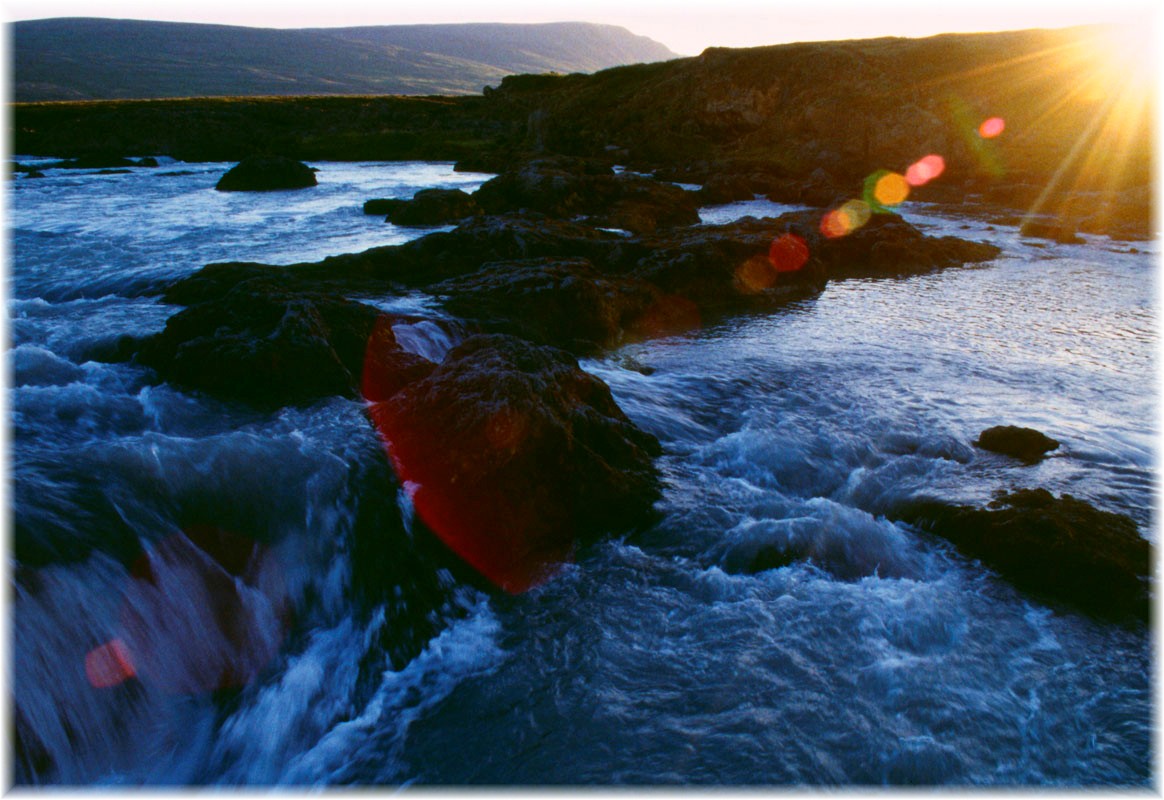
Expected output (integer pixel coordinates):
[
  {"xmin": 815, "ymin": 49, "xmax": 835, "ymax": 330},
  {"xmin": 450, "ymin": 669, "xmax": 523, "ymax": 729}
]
[
  {"xmin": 775, "ymin": 210, "xmax": 1001, "ymax": 277},
  {"xmin": 975, "ymin": 425, "xmax": 1059, "ymax": 463},
  {"xmin": 59, "ymin": 155, "xmax": 138, "ymax": 170},
  {"xmin": 137, "ymin": 277, "xmax": 385, "ymax": 406},
  {"xmin": 383, "ymin": 188, "xmax": 482, "ymax": 226},
  {"xmin": 473, "ymin": 159, "xmax": 699, "ymax": 234},
  {"xmin": 215, "ymin": 156, "xmax": 318, "ymax": 192},
  {"xmin": 431, "ymin": 257, "xmax": 659, "ymax": 353},
  {"xmin": 1020, "ymin": 217, "xmax": 1084, "ymax": 244},
  {"xmin": 364, "ymin": 333, "xmax": 662, "ymax": 593},
  {"xmin": 697, "ymin": 174, "xmax": 755, "ymax": 205},
  {"xmin": 25, "ymin": 170, "xmax": 45, "ymax": 179},
  {"xmin": 897, "ymin": 489, "xmax": 1150, "ymax": 622},
  {"xmin": 363, "ymin": 198, "xmax": 399, "ymax": 215},
  {"xmin": 634, "ymin": 217, "xmax": 827, "ymax": 309}
]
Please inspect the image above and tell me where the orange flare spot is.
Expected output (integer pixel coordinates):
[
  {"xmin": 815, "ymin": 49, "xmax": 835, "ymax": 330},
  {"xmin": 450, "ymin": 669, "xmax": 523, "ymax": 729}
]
[
  {"xmin": 873, "ymin": 173, "xmax": 910, "ymax": 206},
  {"xmin": 85, "ymin": 639, "xmax": 136, "ymax": 689},
  {"xmin": 820, "ymin": 209, "xmax": 850, "ymax": 239},
  {"xmin": 978, "ymin": 117, "xmax": 1005, "ymax": 138},
  {"xmin": 735, "ymin": 254, "xmax": 778, "ymax": 292},
  {"xmin": 905, "ymin": 154, "xmax": 946, "ymax": 187},
  {"xmin": 823, "ymin": 199, "xmax": 872, "ymax": 237},
  {"xmin": 768, "ymin": 233, "xmax": 810, "ymax": 273}
]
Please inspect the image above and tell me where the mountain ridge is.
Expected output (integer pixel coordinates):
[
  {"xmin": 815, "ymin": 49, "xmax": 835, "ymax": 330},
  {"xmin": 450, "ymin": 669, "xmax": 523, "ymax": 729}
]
[{"xmin": 13, "ymin": 17, "xmax": 679, "ymax": 101}]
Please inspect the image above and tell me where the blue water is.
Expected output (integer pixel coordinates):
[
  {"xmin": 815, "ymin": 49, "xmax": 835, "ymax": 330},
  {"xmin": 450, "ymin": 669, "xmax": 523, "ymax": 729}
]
[{"xmin": 8, "ymin": 159, "xmax": 1155, "ymax": 786}]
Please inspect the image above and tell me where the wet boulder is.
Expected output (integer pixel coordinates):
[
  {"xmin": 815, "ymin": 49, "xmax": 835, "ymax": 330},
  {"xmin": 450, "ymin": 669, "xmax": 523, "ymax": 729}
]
[
  {"xmin": 775, "ymin": 209, "xmax": 1001, "ymax": 277},
  {"xmin": 632, "ymin": 217, "xmax": 828, "ymax": 309},
  {"xmin": 364, "ymin": 333, "xmax": 662, "ymax": 593},
  {"xmin": 431, "ymin": 257, "xmax": 659, "ymax": 353},
  {"xmin": 897, "ymin": 489, "xmax": 1150, "ymax": 622},
  {"xmin": 696, "ymin": 173, "xmax": 755, "ymax": 205},
  {"xmin": 1019, "ymin": 217, "xmax": 1084, "ymax": 244},
  {"xmin": 364, "ymin": 188, "xmax": 482, "ymax": 226},
  {"xmin": 473, "ymin": 159, "xmax": 699, "ymax": 234},
  {"xmin": 215, "ymin": 156, "xmax": 318, "ymax": 191},
  {"xmin": 975, "ymin": 425, "xmax": 1059, "ymax": 463},
  {"xmin": 138, "ymin": 277, "xmax": 389, "ymax": 406}
]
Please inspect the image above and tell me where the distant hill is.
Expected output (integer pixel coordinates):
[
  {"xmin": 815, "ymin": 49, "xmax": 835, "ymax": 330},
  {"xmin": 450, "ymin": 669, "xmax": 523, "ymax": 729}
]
[{"xmin": 12, "ymin": 17, "xmax": 679, "ymax": 101}]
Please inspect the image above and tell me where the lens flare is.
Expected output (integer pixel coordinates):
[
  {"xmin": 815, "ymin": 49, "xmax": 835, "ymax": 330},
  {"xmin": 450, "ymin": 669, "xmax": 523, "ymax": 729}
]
[
  {"xmin": 873, "ymin": 172, "xmax": 910, "ymax": 206},
  {"xmin": 768, "ymin": 233, "xmax": 810, "ymax": 272},
  {"xmin": 979, "ymin": 117, "xmax": 1006, "ymax": 138},
  {"xmin": 822, "ymin": 199, "xmax": 874, "ymax": 238},
  {"xmin": 820, "ymin": 209, "xmax": 849, "ymax": 239},
  {"xmin": 85, "ymin": 638, "xmax": 136, "ymax": 689},
  {"xmin": 905, "ymin": 155, "xmax": 946, "ymax": 186},
  {"xmin": 735, "ymin": 254, "xmax": 778, "ymax": 292}
]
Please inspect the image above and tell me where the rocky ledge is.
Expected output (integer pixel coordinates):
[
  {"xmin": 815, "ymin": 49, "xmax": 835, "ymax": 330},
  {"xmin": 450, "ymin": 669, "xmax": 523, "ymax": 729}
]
[{"xmin": 896, "ymin": 489, "xmax": 1150, "ymax": 623}]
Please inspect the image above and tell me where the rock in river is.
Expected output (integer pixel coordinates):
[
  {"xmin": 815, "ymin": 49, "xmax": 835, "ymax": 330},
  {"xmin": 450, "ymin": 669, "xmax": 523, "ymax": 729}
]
[
  {"xmin": 363, "ymin": 333, "xmax": 662, "ymax": 593},
  {"xmin": 215, "ymin": 156, "xmax": 318, "ymax": 191},
  {"xmin": 975, "ymin": 425, "xmax": 1060, "ymax": 463},
  {"xmin": 896, "ymin": 489, "xmax": 1150, "ymax": 622}
]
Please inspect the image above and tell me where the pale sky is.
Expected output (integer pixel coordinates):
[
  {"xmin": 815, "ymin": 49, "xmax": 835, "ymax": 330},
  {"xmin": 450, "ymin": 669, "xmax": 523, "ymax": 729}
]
[{"xmin": 2, "ymin": 0, "xmax": 1159, "ymax": 55}]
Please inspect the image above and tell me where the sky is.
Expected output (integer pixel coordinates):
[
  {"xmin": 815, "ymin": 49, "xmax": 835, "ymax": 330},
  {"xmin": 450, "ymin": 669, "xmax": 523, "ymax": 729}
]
[{"xmin": 2, "ymin": 0, "xmax": 1159, "ymax": 55}]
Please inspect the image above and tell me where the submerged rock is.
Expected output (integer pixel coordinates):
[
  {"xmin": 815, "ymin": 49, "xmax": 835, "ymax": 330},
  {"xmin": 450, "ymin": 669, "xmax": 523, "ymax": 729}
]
[
  {"xmin": 975, "ymin": 425, "xmax": 1060, "ymax": 463},
  {"xmin": 215, "ymin": 156, "xmax": 318, "ymax": 192},
  {"xmin": 364, "ymin": 333, "xmax": 662, "ymax": 593},
  {"xmin": 897, "ymin": 489, "xmax": 1150, "ymax": 622}
]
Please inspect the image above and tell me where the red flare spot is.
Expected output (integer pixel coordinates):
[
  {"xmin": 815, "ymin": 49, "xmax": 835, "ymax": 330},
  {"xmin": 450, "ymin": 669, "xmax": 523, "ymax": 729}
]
[
  {"xmin": 627, "ymin": 294, "xmax": 701, "ymax": 339},
  {"xmin": 85, "ymin": 639, "xmax": 136, "ymax": 689},
  {"xmin": 367, "ymin": 399, "xmax": 572, "ymax": 594},
  {"xmin": 905, "ymin": 154, "xmax": 946, "ymax": 187},
  {"xmin": 768, "ymin": 233, "xmax": 810, "ymax": 273},
  {"xmin": 820, "ymin": 209, "xmax": 850, "ymax": 239},
  {"xmin": 978, "ymin": 117, "xmax": 1005, "ymax": 138}
]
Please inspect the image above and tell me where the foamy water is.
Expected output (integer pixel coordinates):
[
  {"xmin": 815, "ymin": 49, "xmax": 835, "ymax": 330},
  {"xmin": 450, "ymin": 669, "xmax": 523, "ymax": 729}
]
[{"xmin": 8, "ymin": 161, "xmax": 1155, "ymax": 786}]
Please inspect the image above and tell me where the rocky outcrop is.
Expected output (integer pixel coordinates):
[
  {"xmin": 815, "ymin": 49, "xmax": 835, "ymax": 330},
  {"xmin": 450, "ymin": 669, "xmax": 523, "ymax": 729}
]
[
  {"xmin": 366, "ymin": 188, "xmax": 482, "ymax": 226},
  {"xmin": 975, "ymin": 425, "xmax": 1060, "ymax": 463},
  {"xmin": 364, "ymin": 333, "xmax": 662, "ymax": 592},
  {"xmin": 897, "ymin": 489, "xmax": 1150, "ymax": 622},
  {"xmin": 215, "ymin": 156, "xmax": 318, "ymax": 191},
  {"xmin": 772, "ymin": 210, "xmax": 1001, "ymax": 277},
  {"xmin": 1019, "ymin": 217, "xmax": 1084, "ymax": 245},
  {"xmin": 137, "ymin": 278, "xmax": 384, "ymax": 405},
  {"xmin": 432, "ymin": 257, "xmax": 659, "ymax": 353},
  {"xmin": 473, "ymin": 157, "xmax": 700, "ymax": 234}
]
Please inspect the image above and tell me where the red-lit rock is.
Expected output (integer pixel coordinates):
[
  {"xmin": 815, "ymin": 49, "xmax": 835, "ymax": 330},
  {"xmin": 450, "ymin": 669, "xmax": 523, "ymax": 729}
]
[{"xmin": 364, "ymin": 334, "xmax": 661, "ymax": 593}]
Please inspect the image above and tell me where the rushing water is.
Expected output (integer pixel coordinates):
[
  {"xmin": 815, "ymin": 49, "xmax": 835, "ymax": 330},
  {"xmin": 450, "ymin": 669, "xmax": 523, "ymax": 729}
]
[{"xmin": 8, "ymin": 159, "xmax": 1155, "ymax": 786}]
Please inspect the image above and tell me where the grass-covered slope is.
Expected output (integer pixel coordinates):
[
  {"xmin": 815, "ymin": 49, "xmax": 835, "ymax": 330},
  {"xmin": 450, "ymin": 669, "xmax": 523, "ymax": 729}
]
[{"xmin": 13, "ymin": 18, "xmax": 679, "ymax": 101}]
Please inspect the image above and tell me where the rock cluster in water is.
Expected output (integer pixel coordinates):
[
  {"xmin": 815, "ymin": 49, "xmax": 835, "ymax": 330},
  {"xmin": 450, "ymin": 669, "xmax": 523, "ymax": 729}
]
[{"xmin": 129, "ymin": 156, "xmax": 1005, "ymax": 593}]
